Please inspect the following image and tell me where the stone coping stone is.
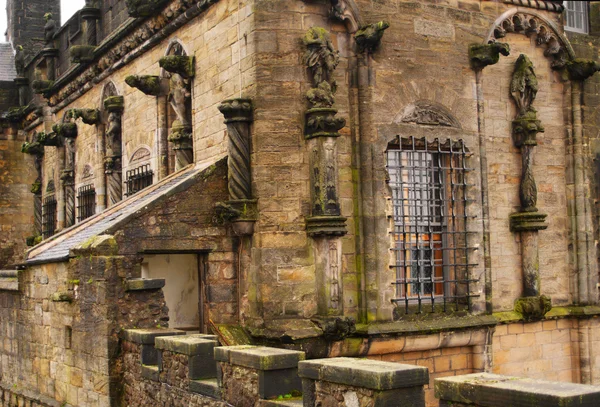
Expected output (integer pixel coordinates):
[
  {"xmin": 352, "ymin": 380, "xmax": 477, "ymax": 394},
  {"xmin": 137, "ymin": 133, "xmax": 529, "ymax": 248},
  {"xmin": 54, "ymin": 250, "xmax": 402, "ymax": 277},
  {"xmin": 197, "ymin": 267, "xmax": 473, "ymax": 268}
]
[
  {"xmin": 299, "ymin": 358, "xmax": 429, "ymax": 390},
  {"xmin": 0, "ymin": 270, "xmax": 18, "ymax": 278},
  {"xmin": 155, "ymin": 335, "xmax": 218, "ymax": 355},
  {"xmin": 215, "ymin": 346, "xmax": 305, "ymax": 370},
  {"xmin": 123, "ymin": 328, "xmax": 186, "ymax": 344},
  {"xmin": 435, "ymin": 373, "xmax": 600, "ymax": 407},
  {"xmin": 126, "ymin": 278, "xmax": 165, "ymax": 291},
  {"xmin": 0, "ymin": 278, "xmax": 19, "ymax": 291}
]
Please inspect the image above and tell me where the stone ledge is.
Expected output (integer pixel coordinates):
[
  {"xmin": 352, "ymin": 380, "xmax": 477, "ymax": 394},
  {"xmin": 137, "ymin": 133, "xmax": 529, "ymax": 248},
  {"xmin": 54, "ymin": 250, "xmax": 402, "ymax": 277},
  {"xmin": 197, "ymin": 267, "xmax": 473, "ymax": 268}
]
[
  {"xmin": 141, "ymin": 365, "xmax": 159, "ymax": 381},
  {"xmin": 125, "ymin": 278, "xmax": 165, "ymax": 291},
  {"xmin": 122, "ymin": 328, "xmax": 186, "ymax": 344},
  {"xmin": 155, "ymin": 335, "xmax": 218, "ymax": 355},
  {"xmin": 0, "ymin": 278, "xmax": 19, "ymax": 291},
  {"xmin": 215, "ymin": 346, "xmax": 305, "ymax": 370},
  {"xmin": 435, "ymin": 373, "xmax": 600, "ymax": 407},
  {"xmin": 189, "ymin": 378, "xmax": 221, "ymax": 399},
  {"xmin": 357, "ymin": 314, "xmax": 497, "ymax": 336},
  {"xmin": 299, "ymin": 358, "xmax": 429, "ymax": 390}
]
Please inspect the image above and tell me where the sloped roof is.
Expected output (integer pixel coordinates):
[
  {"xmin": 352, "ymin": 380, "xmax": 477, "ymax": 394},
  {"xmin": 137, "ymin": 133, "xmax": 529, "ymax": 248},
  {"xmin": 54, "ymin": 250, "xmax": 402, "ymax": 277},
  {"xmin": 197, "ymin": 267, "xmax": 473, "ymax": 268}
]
[
  {"xmin": 0, "ymin": 44, "xmax": 17, "ymax": 82},
  {"xmin": 27, "ymin": 162, "xmax": 214, "ymax": 265}
]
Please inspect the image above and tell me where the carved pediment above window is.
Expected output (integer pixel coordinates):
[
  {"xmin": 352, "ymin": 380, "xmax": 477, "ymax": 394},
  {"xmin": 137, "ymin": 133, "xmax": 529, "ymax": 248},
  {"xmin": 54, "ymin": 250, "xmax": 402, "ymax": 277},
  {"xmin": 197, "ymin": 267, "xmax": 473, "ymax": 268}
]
[
  {"xmin": 398, "ymin": 101, "xmax": 461, "ymax": 128},
  {"xmin": 130, "ymin": 146, "xmax": 152, "ymax": 163},
  {"xmin": 82, "ymin": 165, "xmax": 94, "ymax": 179},
  {"xmin": 46, "ymin": 180, "xmax": 56, "ymax": 193}
]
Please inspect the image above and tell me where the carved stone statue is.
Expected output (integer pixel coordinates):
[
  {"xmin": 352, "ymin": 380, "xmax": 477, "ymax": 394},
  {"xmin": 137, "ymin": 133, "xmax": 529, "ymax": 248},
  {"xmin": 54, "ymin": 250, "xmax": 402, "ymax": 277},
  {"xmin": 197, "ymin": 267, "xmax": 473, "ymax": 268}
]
[
  {"xmin": 510, "ymin": 54, "xmax": 538, "ymax": 117},
  {"xmin": 168, "ymin": 74, "xmax": 191, "ymax": 129},
  {"xmin": 44, "ymin": 13, "xmax": 57, "ymax": 47},
  {"xmin": 303, "ymin": 27, "xmax": 340, "ymax": 91},
  {"xmin": 106, "ymin": 111, "xmax": 122, "ymax": 155},
  {"xmin": 15, "ymin": 46, "xmax": 25, "ymax": 77}
]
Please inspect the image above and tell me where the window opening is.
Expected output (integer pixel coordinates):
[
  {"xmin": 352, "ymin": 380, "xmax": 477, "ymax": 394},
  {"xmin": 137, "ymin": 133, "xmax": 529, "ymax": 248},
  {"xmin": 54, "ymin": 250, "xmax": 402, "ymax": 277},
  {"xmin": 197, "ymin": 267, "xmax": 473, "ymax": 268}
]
[
  {"xmin": 387, "ymin": 136, "xmax": 478, "ymax": 314},
  {"xmin": 125, "ymin": 164, "xmax": 154, "ymax": 196},
  {"xmin": 42, "ymin": 195, "xmax": 57, "ymax": 239},
  {"xmin": 77, "ymin": 185, "xmax": 96, "ymax": 222},
  {"xmin": 564, "ymin": 1, "xmax": 588, "ymax": 34}
]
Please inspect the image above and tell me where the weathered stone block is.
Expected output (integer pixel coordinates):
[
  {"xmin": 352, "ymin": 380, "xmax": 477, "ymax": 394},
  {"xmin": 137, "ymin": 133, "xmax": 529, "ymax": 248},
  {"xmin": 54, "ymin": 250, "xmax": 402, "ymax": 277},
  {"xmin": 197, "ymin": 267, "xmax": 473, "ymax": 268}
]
[
  {"xmin": 435, "ymin": 373, "xmax": 600, "ymax": 407},
  {"xmin": 122, "ymin": 328, "xmax": 186, "ymax": 345},
  {"xmin": 125, "ymin": 278, "xmax": 165, "ymax": 291},
  {"xmin": 217, "ymin": 346, "xmax": 305, "ymax": 370}
]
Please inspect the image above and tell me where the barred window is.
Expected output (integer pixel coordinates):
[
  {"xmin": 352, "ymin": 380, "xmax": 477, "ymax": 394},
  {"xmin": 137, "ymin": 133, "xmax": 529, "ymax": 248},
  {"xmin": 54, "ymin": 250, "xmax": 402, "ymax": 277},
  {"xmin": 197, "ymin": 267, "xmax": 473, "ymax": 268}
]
[
  {"xmin": 42, "ymin": 196, "xmax": 57, "ymax": 239},
  {"xmin": 77, "ymin": 185, "xmax": 96, "ymax": 222},
  {"xmin": 125, "ymin": 164, "xmax": 154, "ymax": 197},
  {"xmin": 564, "ymin": 1, "xmax": 588, "ymax": 34},
  {"xmin": 387, "ymin": 137, "xmax": 477, "ymax": 314}
]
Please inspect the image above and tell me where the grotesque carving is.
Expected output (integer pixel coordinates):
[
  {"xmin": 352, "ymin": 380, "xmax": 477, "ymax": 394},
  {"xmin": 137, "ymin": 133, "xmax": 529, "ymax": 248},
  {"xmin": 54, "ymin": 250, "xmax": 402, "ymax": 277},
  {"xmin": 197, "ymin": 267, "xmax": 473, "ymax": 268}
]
[
  {"xmin": 312, "ymin": 317, "xmax": 356, "ymax": 341},
  {"xmin": 44, "ymin": 13, "xmax": 57, "ymax": 47},
  {"xmin": 126, "ymin": 0, "xmax": 170, "ymax": 18},
  {"xmin": 469, "ymin": 42, "xmax": 510, "ymax": 71},
  {"xmin": 70, "ymin": 45, "xmax": 97, "ymax": 64},
  {"xmin": 159, "ymin": 55, "xmax": 195, "ymax": 79},
  {"xmin": 66, "ymin": 108, "xmax": 100, "ymax": 125},
  {"xmin": 566, "ymin": 59, "xmax": 600, "ymax": 81},
  {"xmin": 355, "ymin": 21, "xmax": 390, "ymax": 53},
  {"xmin": 125, "ymin": 75, "xmax": 162, "ymax": 96}
]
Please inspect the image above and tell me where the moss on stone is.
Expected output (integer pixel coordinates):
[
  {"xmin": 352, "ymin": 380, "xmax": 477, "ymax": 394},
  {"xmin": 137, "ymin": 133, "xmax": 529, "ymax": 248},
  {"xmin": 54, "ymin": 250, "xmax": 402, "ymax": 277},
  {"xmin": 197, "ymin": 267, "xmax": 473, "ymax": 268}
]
[
  {"xmin": 52, "ymin": 122, "xmax": 78, "ymax": 138},
  {"xmin": 469, "ymin": 42, "xmax": 510, "ymax": 70},
  {"xmin": 125, "ymin": 75, "xmax": 162, "ymax": 96},
  {"xmin": 70, "ymin": 45, "xmax": 96, "ymax": 64},
  {"xmin": 66, "ymin": 108, "xmax": 100, "ymax": 125},
  {"xmin": 126, "ymin": 0, "xmax": 170, "ymax": 17},
  {"xmin": 104, "ymin": 96, "xmax": 125, "ymax": 112},
  {"xmin": 159, "ymin": 55, "xmax": 195, "ymax": 78}
]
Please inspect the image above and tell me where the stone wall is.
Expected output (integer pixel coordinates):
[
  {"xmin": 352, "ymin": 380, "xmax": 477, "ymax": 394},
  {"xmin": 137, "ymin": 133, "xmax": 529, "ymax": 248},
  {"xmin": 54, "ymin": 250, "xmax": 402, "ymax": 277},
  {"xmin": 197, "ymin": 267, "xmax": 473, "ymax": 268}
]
[{"xmin": 0, "ymin": 127, "xmax": 36, "ymax": 267}]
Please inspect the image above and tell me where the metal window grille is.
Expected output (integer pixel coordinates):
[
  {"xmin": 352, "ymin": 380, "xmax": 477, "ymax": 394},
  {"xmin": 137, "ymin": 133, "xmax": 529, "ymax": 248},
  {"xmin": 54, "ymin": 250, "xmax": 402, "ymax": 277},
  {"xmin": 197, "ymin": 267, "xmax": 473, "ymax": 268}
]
[
  {"xmin": 387, "ymin": 136, "xmax": 478, "ymax": 314},
  {"xmin": 42, "ymin": 196, "xmax": 57, "ymax": 239},
  {"xmin": 77, "ymin": 185, "xmax": 96, "ymax": 222},
  {"xmin": 125, "ymin": 164, "xmax": 154, "ymax": 196},
  {"xmin": 565, "ymin": 1, "xmax": 588, "ymax": 34}
]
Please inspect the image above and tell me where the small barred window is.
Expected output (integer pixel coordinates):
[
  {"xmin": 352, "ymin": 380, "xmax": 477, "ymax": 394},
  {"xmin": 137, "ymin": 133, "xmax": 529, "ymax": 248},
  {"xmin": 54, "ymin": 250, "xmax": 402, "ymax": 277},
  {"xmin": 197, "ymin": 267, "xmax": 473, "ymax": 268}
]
[
  {"xmin": 125, "ymin": 164, "xmax": 154, "ymax": 197},
  {"xmin": 77, "ymin": 185, "xmax": 96, "ymax": 222},
  {"xmin": 42, "ymin": 196, "xmax": 57, "ymax": 239},
  {"xmin": 564, "ymin": 1, "xmax": 588, "ymax": 34},
  {"xmin": 387, "ymin": 137, "xmax": 477, "ymax": 314}
]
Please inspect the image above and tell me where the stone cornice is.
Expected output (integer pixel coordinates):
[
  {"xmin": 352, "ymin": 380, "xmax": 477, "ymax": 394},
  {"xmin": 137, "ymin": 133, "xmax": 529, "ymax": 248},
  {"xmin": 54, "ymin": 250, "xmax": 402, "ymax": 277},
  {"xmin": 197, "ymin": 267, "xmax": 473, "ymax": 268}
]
[
  {"xmin": 47, "ymin": 0, "xmax": 220, "ymax": 113},
  {"xmin": 503, "ymin": 0, "xmax": 564, "ymax": 13}
]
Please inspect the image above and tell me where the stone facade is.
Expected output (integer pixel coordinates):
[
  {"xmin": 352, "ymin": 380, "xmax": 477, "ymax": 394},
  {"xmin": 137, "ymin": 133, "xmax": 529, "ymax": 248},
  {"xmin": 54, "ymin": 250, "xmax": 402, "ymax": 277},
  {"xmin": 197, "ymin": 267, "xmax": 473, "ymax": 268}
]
[{"xmin": 2, "ymin": 1, "xmax": 600, "ymax": 407}]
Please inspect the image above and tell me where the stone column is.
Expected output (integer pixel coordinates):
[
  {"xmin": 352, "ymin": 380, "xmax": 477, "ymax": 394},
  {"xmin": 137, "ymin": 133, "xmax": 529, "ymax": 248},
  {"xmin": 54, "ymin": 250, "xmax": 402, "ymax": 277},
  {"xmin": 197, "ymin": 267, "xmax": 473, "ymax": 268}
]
[
  {"xmin": 156, "ymin": 96, "xmax": 169, "ymax": 180},
  {"xmin": 507, "ymin": 54, "xmax": 550, "ymax": 321},
  {"xmin": 14, "ymin": 77, "xmax": 28, "ymax": 107},
  {"xmin": 103, "ymin": 96, "xmax": 124, "ymax": 207},
  {"xmin": 40, "ymin": 48, "xmax": 58, "ymax": 82},
  {"xmin": 53, "ymin": 122, "xmax": 78, "ymax": 227},
  {"xmin": 21, "ymin": 138, "xmax": 45, "ymax": 239},
  {"xmin": 302, "ymin": 27, "xmax": 347, "ymax": 317},
  {"xmin": 299, "ymin": 358, "xmax": 429, "ymax": 407},
  {"xmin": 217, "ymin": 98, "xmax": 256, "ymax": 236},
  {"xmin": 81, "ymin": 5, "xmax": 100, "ymax": 47}
]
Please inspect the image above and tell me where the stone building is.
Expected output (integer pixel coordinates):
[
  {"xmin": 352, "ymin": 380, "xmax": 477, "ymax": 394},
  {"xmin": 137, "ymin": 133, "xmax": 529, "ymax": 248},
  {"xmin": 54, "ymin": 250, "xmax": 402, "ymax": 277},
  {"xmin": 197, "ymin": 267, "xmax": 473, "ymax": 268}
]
[{"xmin": 1, "ymin": 0, "xmax": 600, "ymax": 406}]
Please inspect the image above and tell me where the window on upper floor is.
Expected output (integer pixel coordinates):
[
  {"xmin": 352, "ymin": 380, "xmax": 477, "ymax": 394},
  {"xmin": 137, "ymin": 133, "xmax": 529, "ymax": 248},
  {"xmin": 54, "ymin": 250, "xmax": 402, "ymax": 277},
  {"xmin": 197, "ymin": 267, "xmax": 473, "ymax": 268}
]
[
  {"xmin": 564, "ymin": 1, "xmax": 589, "ymax": 34},
  {"xmin": 42, "ymin": 195, "xmax": 57, "ymax": 239},
  {"xmin": 77, "ymin": 184, "xmax": 96, "ymax": 222},
  {"xmin": 387, "ymin": 137, "xmax": 476, "ymax": 315},
  {"xmin": 125, "ymin": 164, "xmax": 154, "ymax": 197}
]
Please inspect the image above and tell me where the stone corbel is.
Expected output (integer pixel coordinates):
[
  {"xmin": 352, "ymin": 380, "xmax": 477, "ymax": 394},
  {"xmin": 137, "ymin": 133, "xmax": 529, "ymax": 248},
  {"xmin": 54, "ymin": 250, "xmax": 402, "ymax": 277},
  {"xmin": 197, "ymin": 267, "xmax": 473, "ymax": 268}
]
[
  {"xmin": 217, "ymin": 98, "xmax": 256, "ymax": 236},
  {"xmin": 36, "ymin": 131, "xmax": 60, "ymax": 147},
  {"xmin": 66, "ymin": 108, "xmax": 101, "ymax": 125},
  {"xmin": 469, "ymin": 42, "xmax": 510, "ymax": 71},
  {"xmin": 125, "ymin": 75, "xmax": 164, "ymax": 96},
  {"xmin": 32, "ymin": 80, "xmax": 54, "ymax": 97},
  {"xmin": 355, "ymin": 21, "xmax": 390, "ymax": 53},
  {"xmin": 126, "ymin": 0, "xmax": 170, "ymax": 18},
  {"xmin": 159, "ymin": 55, "xmax": 195, "ymax": 79},
  {"xmin": 566, "ymin": 59, "xmax": 600, "ymax": 81},
  {"xmin": 70, "ymin": 45, "xmax": 97, "ymax": 64},
  {"xmin": 104, "ymin": 96, "xmax": 125, "ymax": 112}
]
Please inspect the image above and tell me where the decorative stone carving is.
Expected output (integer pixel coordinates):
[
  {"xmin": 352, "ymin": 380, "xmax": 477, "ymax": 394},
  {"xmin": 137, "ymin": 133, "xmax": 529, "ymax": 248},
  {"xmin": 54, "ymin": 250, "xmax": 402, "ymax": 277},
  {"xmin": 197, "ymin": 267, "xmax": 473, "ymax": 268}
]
[
  {"xmin": 36, "ymin": 131, "xmax": 60, "ymax": 147},
  {"xmin": 82, "ymin": 165, "xmax": 94, "ymax": 179},
  {"xmin": 14, "ymin": 46, "xmax": 25, "ymax": 77},
  {"xmin": 566, "ymin": 59, "xmax": 600, "ymax": 81},
  {"xmin": 355, "ymin": 21, "xmax": 389, "ymax": 53},
  {"xmin": 52, "ymin": 123, "xmax": 78, "ymax": 139},
  {"xmin": 400, "ymin": 101, "xmax": 461, "ymax": 128},
  {"xmin": 70, "ymin": 45, "xmax": 97, "ymax": 64},
  {"xmin": 469, "ymin": 42, "xmax": 510, "ymax": 71},
  {"xmin": 514, "ymin": 295, "xmax": 552, "ymax": 322},
  {"xmin": 66, "ymin": 108, "xmax": 100, "ymax": 125},
  {"xmin": 159, "ymin": 55, "xmax": 195, "ymax": 79},
  {"xmin": 329, "ymin": 0, "xmax": 361, "ymax": 33},
  {"xmin": 303, "ymin": 27, "xmax": 347, "ymax": 237},
  {"xmin": 126, "ymin": 0, "xmax": 170, "ymax": 18},
  {"xmin": 81, "ymin": 4, "xmax": 101, "ymax": 47},
  {"xmin": 44, "ymin": 13, "xmax": 57, "ymax": 47},
  {"xmin": 46, "ymin": 180, "xmax": 55, "ymax": 193},
  {"xmin": 168, "ymin": 73, "xmax": 193, "ymax": 170},
  {"xmin": 125, "ymin": 75, "xmax": 162, "ymax": 96},
  {"xmin": 32, "ymin": 80, "xmax": 54, "ymax": 97},
  {"xmin": 490, "ymin": 12, "xmax": 568, "ymax": 70},
  {"xmin": 62, "ymin": 138, "xmax": 76, "ymax": 228},
  {"xmin": 502, "ymin": 0, "xmax": 564, "ymax": 12},
  {"xmin": 217, "ymin": 98, "xmax": 256, "ymax": 235},
  {"xmin": 104, "ymin": 97, "xmax": 124, "ymax": 207},
  {"xmin": 130, "ymin": 147, "xmax": 151, "ymax": 163}
]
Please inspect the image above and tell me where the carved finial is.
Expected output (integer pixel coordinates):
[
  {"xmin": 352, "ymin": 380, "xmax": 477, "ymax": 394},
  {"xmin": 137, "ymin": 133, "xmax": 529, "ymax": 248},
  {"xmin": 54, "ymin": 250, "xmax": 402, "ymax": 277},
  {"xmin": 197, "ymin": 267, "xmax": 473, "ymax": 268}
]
[
  {"xmin": 566, "ymin": 58, "xmax": 600, "ymax": 81},
  {"xmin": 355, "ymin": 21, "xmax": 390, "ymax": 53},
  {"xmin": 469, "ymin": 42, "xmax": 510, "ymax": 71}
]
